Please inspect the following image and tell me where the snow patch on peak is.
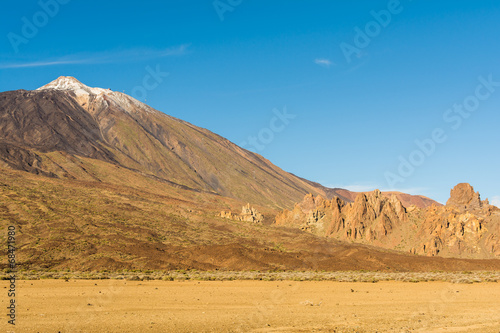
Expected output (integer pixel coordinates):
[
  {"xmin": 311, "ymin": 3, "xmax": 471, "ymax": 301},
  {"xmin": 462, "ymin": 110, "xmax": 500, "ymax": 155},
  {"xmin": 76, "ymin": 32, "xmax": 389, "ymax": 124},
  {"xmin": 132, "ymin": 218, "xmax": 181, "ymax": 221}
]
[
  {"xmin": 36, "ymin": 76, "xmax": 158, "ymax": 115},
  {"xmin": 37, "ymin": 76, "xmax": 111, "ymax": 96}
]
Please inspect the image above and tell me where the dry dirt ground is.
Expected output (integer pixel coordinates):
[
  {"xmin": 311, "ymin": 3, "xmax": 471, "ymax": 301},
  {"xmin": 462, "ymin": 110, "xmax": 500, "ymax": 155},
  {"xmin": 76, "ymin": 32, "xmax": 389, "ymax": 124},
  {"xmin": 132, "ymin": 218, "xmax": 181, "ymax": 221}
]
[{"xmin": 2, "ymin": 280, "xmax": 499, "ymax": 333}]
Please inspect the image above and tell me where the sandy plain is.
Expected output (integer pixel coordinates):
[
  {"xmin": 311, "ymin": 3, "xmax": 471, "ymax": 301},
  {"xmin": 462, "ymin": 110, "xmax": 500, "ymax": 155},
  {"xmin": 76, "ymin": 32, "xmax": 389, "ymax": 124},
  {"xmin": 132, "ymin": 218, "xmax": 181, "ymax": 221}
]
[{"xmin": 1, "ymin": 279, "xmax": 499, "ymax": 332}]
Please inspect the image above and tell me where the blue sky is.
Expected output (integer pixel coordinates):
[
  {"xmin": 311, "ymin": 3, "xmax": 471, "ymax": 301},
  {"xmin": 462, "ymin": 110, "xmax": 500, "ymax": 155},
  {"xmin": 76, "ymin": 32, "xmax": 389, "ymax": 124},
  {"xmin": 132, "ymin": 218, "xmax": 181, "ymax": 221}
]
[{"xmin": 1, "ymin": 0, "xmax": 500, "ymax": 204}]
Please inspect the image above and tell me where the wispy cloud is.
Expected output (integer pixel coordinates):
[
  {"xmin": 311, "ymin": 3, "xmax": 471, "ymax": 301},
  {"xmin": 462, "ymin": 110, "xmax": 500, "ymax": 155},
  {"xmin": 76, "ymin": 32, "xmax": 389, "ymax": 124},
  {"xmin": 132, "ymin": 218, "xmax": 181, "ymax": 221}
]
[
  {"xmin": 0, "ymin": 60, "xmax": 89, "ymax": 69},
  {"xmin": 0, "ymin": 44, "xmax": 190, "ymax": 69},
  {"xmin": 314, "ymin": 58, "xmax": 334, "ymax": 68},
  {"xmin": 491, "ymin": 196, "xmax": 500, "ymax": 208}
]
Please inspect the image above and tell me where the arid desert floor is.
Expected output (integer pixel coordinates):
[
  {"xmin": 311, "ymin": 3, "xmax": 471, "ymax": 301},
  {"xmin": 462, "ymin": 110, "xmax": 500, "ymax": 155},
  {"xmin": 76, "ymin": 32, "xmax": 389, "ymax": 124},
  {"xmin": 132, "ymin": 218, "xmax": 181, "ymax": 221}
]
[{"xmin": 2, "ymin": 280, "xmax": 500, "ymax": 332}]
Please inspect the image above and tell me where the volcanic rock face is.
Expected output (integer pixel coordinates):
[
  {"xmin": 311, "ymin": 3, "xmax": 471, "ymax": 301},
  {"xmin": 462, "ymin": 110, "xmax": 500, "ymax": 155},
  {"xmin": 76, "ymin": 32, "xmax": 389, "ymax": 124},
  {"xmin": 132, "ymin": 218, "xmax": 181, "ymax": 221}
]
[{"xmin": 276, "ymin": 184, "xmax": 500, "ymax": 259}]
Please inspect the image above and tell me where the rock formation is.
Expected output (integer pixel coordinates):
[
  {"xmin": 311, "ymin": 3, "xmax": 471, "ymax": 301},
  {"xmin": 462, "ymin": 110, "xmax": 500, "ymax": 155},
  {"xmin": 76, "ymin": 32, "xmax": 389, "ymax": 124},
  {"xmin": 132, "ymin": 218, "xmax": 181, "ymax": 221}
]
[
  {"xmin": 219, "ymin": 204, "xmax": 264, "ymax": 223},
  {"xmin": 276, "ymin": 190, "xmax": 410, "ymax": 244},
  {"xmin": 275, "ymin": 184, "xmax": 500, "ymax": 259},
  {"xmin": 446, "ymin": 183, "xmax": 486, "ymax": 210}
]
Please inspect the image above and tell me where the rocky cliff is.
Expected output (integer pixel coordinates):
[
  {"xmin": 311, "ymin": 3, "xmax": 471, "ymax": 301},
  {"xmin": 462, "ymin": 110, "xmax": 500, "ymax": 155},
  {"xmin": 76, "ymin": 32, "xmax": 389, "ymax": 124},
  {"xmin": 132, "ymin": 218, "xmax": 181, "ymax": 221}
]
[{"xmin": 275, "ymin": 183, "xmax": 500, "ymax": 259}]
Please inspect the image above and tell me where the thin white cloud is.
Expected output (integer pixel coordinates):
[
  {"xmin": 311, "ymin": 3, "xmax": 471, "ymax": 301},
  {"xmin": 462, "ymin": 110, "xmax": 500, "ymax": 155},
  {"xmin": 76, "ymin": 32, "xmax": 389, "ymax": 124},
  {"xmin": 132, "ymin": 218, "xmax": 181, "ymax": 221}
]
[
  {"xmin": 0, "ymin": 60, "xmax": 89, "ymax": 69},
  {"xmin": 314, "ymin": 58, "xmax": 333, "ymax": 68},
  {"xmin": 0, "ymin": 44, "xmax": 190, "ymax": 69},
  {"xmin": 490, "ymin": 196, "xmax": 500, "ymax": 208}
]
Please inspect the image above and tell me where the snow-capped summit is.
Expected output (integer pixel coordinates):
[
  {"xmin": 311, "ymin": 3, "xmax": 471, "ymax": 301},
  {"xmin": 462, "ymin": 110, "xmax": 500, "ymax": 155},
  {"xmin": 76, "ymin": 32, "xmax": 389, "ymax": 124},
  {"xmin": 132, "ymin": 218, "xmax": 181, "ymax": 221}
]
[
  {"xmin": 36, "ymin": 76, "xmax": 157, "ymax": 115},
  {"xmin": 37, "ymin": 76, "xmax": 111, "ymax": 96}
]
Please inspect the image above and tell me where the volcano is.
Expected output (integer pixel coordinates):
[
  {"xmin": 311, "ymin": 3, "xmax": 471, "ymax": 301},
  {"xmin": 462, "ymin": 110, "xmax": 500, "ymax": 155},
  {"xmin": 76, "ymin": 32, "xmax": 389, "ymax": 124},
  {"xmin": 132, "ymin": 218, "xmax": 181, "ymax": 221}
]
[{"xmin": 3, "ymin": 77, "xmax": 486, "ymax": 273}]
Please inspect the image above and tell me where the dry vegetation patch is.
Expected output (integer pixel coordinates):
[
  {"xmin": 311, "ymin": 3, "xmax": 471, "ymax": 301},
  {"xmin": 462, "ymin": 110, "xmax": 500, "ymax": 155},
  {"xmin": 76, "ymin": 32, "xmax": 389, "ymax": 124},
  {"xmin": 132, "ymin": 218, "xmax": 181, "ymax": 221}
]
[{"xmin": 4, "ymin": 269, "xmax": 499, "ymax": 283}]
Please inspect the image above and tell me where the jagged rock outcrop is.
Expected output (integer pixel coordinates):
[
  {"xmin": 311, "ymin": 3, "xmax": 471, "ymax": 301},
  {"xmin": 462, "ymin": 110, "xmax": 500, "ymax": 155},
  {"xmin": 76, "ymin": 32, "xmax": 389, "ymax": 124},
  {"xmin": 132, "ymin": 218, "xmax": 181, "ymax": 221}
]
[
  {"xmin": 426, "ymin": 183, "xmax": 500, "ymax": 257},
  {"xmin": 446, "ymin": 183, "xmax": 486, "ymax": 210},
  {"xmin": 276, "ymin": 190, "xmax": 408, "ymax": 243},
  {"xmin": 219, "ymin": 204, "xmax": 264, "ymax": 223},
  {"xmin": 275, "ymin": 184, "xmax": 500, "ymax": 259}
]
